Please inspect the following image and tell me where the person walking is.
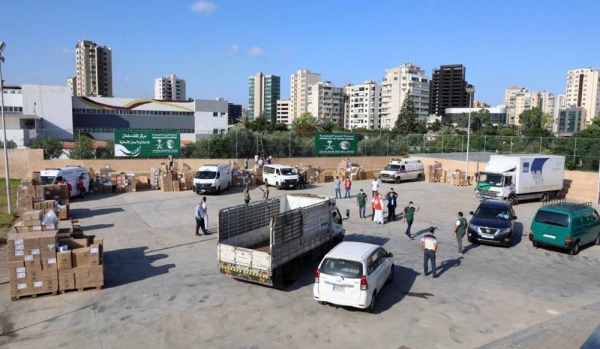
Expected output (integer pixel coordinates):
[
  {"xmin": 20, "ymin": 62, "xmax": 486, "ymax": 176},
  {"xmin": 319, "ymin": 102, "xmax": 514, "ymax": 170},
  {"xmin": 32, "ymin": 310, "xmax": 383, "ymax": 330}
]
[
  {"xmin": 403, "ymin": 201, "xmax": 420, "ymax": 239},
  {"xmin": 298, "ymin": 171, "xmax": 306, "ymax": 189},
  {"xmin": 344, "ymin": 176, "xmax": 352, "ymax": 198},
  {"xmin": 244, "ymin": 157, "xmax": 249, "ymax": 170},
  {"xmin": 356, "ymin": 189, "xmax": 368, "ymax": 219},
  {"xmin": 372, "ymin": 192, "xmax": 384, "ymax": 224},
  {"xmin": 453, "ymin": 212, "xmax": 468, "ymax": 255},
  {"xmin": 420, "ymin": 227, "xmax": 439, "ymax": 278},
  {"xmin": 386, "ymin": 188, "xmax": 398, "ymax": 222},
  {"xmin": 243, "ymin": 185, "xmax": 251, "ymax": 205},
  {"xmin": 77, "ymin": 175, "xmax": 86, "ymax": 199},
  {"xmin": 259, "ymin": 185, "xmax": 269, "ymax": 200},
  {"xmin": 334, "ymin": 176, "xmax": 342, "ymax": 199},
  {"xmin": 168, "ymin": 155, "xmax": 174, "ymax": 171},
  {"xmin": 195, "ymin": 197, "xmax": 208, "ymax": 236},
  {"xmin": 371, "ymin": 177, "xmax": 379, "ymax": 197}
]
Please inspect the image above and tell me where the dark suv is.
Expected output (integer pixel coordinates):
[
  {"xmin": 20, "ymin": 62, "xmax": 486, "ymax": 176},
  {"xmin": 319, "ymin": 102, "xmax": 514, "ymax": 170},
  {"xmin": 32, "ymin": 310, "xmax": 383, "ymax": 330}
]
[{"xmin": 467, "ymin": 199, "xmax": 517, "ymax": 247}]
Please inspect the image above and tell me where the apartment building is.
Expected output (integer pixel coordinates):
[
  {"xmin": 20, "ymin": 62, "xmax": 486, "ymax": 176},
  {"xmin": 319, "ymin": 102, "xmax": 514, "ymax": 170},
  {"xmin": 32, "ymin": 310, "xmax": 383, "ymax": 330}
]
[
  {"xmin": 155, "ymin": 74, "xmax": 186, "ymax": 100},
  {"xmin": 504, "ymin": 87, "xmax": 541, "ymax": 125},
  {"xmin": 428, "ymin": 64, "xmax": 472, "ymax": 121},
  {"xmin": 70, "ymin": 40, "xmax": 113, "ymax": 97},
  {"xmin": 307, "ymin": 81, "xmax": 343, "ymax": 125},
  {"xmin": 276, "ymin": 99, "xmax": 291, "ymax": 124},
  {"xmin": 228, "ymin": 103, "xmax": 242, "ymax": 125},
  {"xmin": 380, "ymin": 62, "xmax": 430, "ymax": 129},
  {"xmin": 553, "ymin": 94, "xmax": 566, "ymax": 133},
  {"xmin": 67, "ymin": 76, "xmax": 77, "ymax": 97},
  {"xmin": 473, "ymin": 101, "xmax": 490, "ymax": 108},
  {"xmin": 565, "ymin": 68, "xmax": 600, "ymax": 126},
  {"xmin": 343, "ymin": 80, "xmax": 380, "ymax": 130},
  {"xmin": 289, "ymin": 70, "xmax": 321, "ymax": 121},
  {"xmin": 248, "ymin": 73, "xmax": 281, "ymax": 122}
]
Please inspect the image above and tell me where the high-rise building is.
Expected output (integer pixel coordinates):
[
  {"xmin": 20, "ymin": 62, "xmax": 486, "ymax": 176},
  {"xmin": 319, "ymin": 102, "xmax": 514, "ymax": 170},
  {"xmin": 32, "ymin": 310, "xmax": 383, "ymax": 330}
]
[
  {"xmin": 553, "ymin": 94, "xmax": 566, "ymax": 133},
  {"xmin": 380, "ymin": 62, "xmax": 430, "ymax": 129},
  {"xmin": 248, "ymin": 73, "xmax": 281, "ymax": 122},
  {"xmin": 428, "ymin": 64, "xmax": 472, "ymax": 121},
  {"xmin": 67, "ymin": 76, "xmax": 77, "ymax": 96},
  {"xmin": 565, "ymin": 68, "xmax": 600, "ymax": 126},
  {"xmin": 539, "ymin": 91, "xmax": 556, "ymax": 131},
  {"xmin": 473, "ymin": 101, "xmax": 490, "ymax": 108},
  {"xmin": 276, "ymin": 99, "xmax": 291, "ymax": 124},
  {"xmin": 289, "ymin": 70, "xmax": 321, "ymax": 121},
  {"xmin": 343, "ymin": 81, "xmax": 380, "ymax": 130},
  {"xmin": 557, "ymin": 107, "xmax": 585, "ymax": 135},
  {"xmin": 228, "ymin": 103, "xmax": 242, "ymax": 125},
  {"xmin": 73, "ymin": 40, "xmax": 113, "ymax": 97},
  {"xmin": 504, "ymin": 87, "xmax": 542, "ymax": 125},
  {"xmin": 307, "ymin": 81, "xmax": 343, "ymax": 125},
  {"xmin": 155, "ymin": 74, "xmax": 186, "ymax": 100}
]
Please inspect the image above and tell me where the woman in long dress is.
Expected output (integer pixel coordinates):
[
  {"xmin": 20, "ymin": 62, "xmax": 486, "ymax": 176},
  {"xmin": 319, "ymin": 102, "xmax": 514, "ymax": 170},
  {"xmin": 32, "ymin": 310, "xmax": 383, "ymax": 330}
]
[{"xmin": 372, "ymin": 192, "xmax": 384, "ymax": 224}]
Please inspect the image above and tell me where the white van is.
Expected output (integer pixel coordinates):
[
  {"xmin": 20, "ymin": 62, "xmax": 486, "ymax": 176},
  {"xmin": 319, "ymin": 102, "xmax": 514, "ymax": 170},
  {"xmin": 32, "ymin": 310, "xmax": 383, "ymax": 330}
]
[
  {"xmin": 194, "ymin": 164, "xmax": 232, "ymax": 194},
  {"xmin": 262, "ymin": 164, "xmax": 299, "ymax": 189},
  {"xmin": 40, "ymin": 166, "xmax": 90, "ymax": 198},
  {"xmin": 313, "ymin": 241, "xmax": 395, "ymax": 313},
  {"xmin": 379, "ymin": 158, "xmax": 425, "ymax": 183}
]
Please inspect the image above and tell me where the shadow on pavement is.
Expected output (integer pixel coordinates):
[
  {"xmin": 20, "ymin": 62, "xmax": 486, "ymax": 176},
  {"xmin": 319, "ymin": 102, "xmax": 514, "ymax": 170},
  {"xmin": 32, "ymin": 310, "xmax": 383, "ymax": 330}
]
[
  {"xmin": 70, "ymin": 207, "xmax": 125, "ymax": 219},
  {"xmin": 103, "ymin": 247, "xmax": 175, "ymax": 288},
  {"xmin": 343, "ymin": 234, "xmax": 390, "ymax": 246},
  {"xmin": 435, "ymin": 257, "xmax": 463, "ymax": 277},
  {"xmin": 375, "ymin": 265, "xmax": 421, "ymax": 314},
  {"xmin": 81, "ymin": 223, "xmax": 114, "ymax": 231}
]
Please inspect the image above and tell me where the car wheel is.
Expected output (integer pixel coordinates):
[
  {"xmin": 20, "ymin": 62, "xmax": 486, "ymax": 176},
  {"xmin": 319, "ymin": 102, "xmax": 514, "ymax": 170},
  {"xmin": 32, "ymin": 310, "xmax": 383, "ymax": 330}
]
[
  {"xmin": 569, "ymin": 241, "xmax": 580, "ymax": 255},
  {"xmin": 540, "ymin": 192, "xmax": 549, "ymax": 202},
  {"xmin": 395, "ymin": 177, "xmax": 400, "ymax": 184},
  {"xmin": 276, "ymin": 182, "xmax": 281, "ymax": 190},
  {"xmin": 227, "ymin": 182, "xmax": 230, "ymax": 190},
  {"xmin": 318, "ymin": 301, "xmax": 327, "ymax": 305},
  {"xmin": 366, "ymin": 291, "xmax": 377, "ymax": 313},
  {"xmin": 216, "ymin": 186, "xmax": 221, "ymax": 195},
  {"xmin": 386, "ymin": 265, "xmax": 394, "ymax": 284},
  {"xmin": 596, "ymin": 234, "xmax": 600, "ymax": 246},
  {"xmin": 416, "ymin": 174, "xmax": 423, "ymax": 182},
  {"xmin": 508, "ymin": 195, "xmax": 517, "ymax": 205},
  {"xmin": 533, "ymin": 241, "xmax": 540, "ymax": 248}
]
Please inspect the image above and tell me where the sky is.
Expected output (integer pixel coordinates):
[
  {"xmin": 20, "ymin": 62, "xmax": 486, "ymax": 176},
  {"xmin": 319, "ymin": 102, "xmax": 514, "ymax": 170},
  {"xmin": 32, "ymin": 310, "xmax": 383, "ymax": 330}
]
[{"xmin": 2, "ymin": 0, "xmax": 599, "ymax": 107}]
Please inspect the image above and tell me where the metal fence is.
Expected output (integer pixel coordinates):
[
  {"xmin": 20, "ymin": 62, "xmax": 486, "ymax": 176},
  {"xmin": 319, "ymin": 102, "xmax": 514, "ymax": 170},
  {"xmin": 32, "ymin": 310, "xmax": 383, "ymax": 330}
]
[{"xmin": 30, "ymin": 128, "xmax": 600, "ymax": 171}]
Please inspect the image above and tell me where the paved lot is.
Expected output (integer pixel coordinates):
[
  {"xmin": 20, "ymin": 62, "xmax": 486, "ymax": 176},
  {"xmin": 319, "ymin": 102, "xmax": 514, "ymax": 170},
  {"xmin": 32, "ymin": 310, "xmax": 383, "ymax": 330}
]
[{"xmin": 1, "ymin": 179, "xmax": 600, "ymax": 349}]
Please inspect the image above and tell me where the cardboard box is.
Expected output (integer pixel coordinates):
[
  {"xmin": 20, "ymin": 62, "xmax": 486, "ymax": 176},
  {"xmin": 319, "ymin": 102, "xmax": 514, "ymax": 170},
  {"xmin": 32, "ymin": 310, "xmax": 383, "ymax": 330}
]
[
  {"xmin": 24, "ymin": 255, "xmax": 41, "ymax": 267},
  {"xmin": 90, "ymin": 244, "xmax": 102, "ymax": 266},
  {"xmin": 8, "ymin": 261, "xmax": 26, "ymax": 280},
  {"xmin": 71, "ymin": 238, "xmax": 88, "ymax": 248},
  {"xmin": 72, "ymin": 248, "xmax": 91, "ymax": 267},
  {"xmin": 42, "ymin": 269, "xmax": 58, "ymax": 277},
  {"xmin": 10, "ymin": 280, "xmax": 30, "ymax": 297},
  {"xmin": 43, "ymin": 256, "xmax": 58, "ymax": 270},
  {"xmin": 58, "ymin": 272, "xmax": 75, "ymax": 291},
  {"xmin": 57, "ymin": 251, "xmax": 72, "ymax": 269},
  {"xmin": 41, "ymin": 276, "xmax": 59, "ymax": 293}
]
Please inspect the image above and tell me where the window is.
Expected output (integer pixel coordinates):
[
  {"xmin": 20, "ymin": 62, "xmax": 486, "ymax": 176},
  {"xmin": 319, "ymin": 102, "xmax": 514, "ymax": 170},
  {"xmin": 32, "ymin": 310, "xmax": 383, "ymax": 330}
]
[
  {"xmin": 321, "ymin": 258, "xmax": 363, "ymax": 278},
  {"xmin": 213, "ymin": 128, "xmax": 219, "ymax": 134},
  {"xmin": 367, "ymin": 251, "xmax": 380, "ymax": 275},
  {"xmin": 213, "ymin": 112, "xmax": 218, "ymax": 117}
]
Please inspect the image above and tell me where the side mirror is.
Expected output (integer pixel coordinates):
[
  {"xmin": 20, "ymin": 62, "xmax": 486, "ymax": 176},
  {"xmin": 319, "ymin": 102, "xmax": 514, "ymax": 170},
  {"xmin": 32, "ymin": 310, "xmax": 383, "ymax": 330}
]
[
  {"xmin": 513, "ymin": 216, "xmax": 518, "ymax": 220},
  {"xmin": 388, "ymin": 252, "xmax": 394, "ymax": 258},
  {"xmin": 469, "ymin": 211, "xmax": 474, "ymax": 215}
]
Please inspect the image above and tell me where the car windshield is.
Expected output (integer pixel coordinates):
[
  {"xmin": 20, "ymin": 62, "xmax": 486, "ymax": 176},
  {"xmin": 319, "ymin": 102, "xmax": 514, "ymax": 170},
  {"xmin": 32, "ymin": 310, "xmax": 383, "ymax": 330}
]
[
  {"xmin": 280, "ymin": 168, "xmax": 297, "ymax": 175},
  {"xmin": 478, "ymin": 173, "xmax": 504, "ymax": 187},
  {"xmin": 534, "ymin": 210, "xmax": 569, "ymax": 227},
  {"xmin": 195, "ymin": 171, "xmax": 216, "ymax": 179},
  {"xmin": 41, "ymin": 176, "xmax": 55, "ymax": 185},
  {"xmin": 384, "ymin": 165, "xmax": 401, "ymax": 171},
  {"xmin": 321, "ymin": 258, "xmax": 363, "ymax": 279},
  {"xmin": 474, "ymin": 206, "xmax": 511, "ymax": 220}
]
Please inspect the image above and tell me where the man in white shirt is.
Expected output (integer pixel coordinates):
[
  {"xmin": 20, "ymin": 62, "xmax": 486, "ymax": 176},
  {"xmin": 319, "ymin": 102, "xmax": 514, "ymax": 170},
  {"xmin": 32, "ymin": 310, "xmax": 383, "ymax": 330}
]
[
  {"xmin": 195, "ymin": 197, "xmax": 208, "ymax": 236},
  {"xmin": 419, "ymin": 227, "xmax": 439, "ymax": 278},
  {"xmin": 370, "ymin": 178, "xmax": 379, "ymax": 220}
]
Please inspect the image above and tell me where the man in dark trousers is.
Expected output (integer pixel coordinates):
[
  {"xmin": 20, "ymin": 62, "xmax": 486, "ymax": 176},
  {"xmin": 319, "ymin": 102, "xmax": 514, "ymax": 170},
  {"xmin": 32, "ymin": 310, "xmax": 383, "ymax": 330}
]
[
  {"xmin": 386, "ymin": 188, "xmax": 398, "ymax": 222},
  {"xmin": 195, "ymin": 197, "xmax": 208, "ymax": 236},
  {"xmin": 403, "ymin": 201, "xmax": 420, "ymax": 239},
  {"xmin": 419, "ymin": 227, "xmax": 439, "ymax": 278},
  {"xmin": 453, "ymin": 211, "xmax": 468, "ymax": 255}
]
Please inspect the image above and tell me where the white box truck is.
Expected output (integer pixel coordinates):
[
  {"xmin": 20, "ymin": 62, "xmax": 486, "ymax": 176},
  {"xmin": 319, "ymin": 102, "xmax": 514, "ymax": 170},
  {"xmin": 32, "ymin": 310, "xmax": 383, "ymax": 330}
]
[
  {"xmin": 218, "ymin": 194, "xmax": 346, "ymax": 288},
  {"xmin": 475, "ymin": 155, "xmax": 565, "ymax": 205}
]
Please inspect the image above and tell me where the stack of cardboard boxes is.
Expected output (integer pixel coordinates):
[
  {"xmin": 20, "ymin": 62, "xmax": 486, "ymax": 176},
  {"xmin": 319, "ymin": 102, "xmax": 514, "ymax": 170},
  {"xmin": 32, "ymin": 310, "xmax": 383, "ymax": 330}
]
[
  {"xmin": 7, "ymin": 211, "xmax": 105, "ymax": 300},
  {"xmin": 150, "ymin": 167, "xmax": 160, "ymax": 190}
]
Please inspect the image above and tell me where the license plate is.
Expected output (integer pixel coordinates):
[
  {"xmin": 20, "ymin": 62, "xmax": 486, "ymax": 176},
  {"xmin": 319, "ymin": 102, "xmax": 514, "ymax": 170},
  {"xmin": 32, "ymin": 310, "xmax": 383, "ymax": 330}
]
[
  {"xmin": 542, "ymin": 234, "xmax": 556, "ymax": 239},
  {"xmin": 481, "ymin": 234, "xmax": 494, "ymax": 239},
  {"xmin": 333, "ymin": 285, "xmax": 345, "ymax": 293},
  {"xmin": 289, "ymin": 185, "xmax": 294, "ymax": 188}
]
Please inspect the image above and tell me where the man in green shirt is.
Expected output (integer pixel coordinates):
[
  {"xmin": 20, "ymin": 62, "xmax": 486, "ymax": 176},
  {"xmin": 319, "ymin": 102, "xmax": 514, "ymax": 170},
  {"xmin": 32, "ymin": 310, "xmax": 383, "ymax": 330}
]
[
  {"xmin": 244, "ymin": 158, "xmax": 249, "ymax": 170},
  {"xmin": 453, "ymin": 211, "xmax": 468, "ymax": 255},
  {"xmin": 356, "ymin": 189, "xmax": 368, "ymax": 218},
  {"xmin": 403, "ymin": 201, "xmax": 420, "ymax": 239}
]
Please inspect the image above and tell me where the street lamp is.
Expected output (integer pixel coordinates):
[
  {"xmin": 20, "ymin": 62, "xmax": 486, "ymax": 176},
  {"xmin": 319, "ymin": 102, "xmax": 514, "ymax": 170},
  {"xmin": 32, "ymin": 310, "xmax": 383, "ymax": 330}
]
[
  {"xmin": 465, "ymin": 85, "xmax": 475, "ymax": 178},
  {"xmin": 0, "ymin": 41, "xmax": 12, "ymax": 214}
]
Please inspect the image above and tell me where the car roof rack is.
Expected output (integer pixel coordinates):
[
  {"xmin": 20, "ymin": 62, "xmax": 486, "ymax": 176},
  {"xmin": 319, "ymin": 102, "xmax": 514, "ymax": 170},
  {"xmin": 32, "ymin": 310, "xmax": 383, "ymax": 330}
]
[{"xmin": 542, "ymin": 199, "xmax": 592, "ymax": 211}]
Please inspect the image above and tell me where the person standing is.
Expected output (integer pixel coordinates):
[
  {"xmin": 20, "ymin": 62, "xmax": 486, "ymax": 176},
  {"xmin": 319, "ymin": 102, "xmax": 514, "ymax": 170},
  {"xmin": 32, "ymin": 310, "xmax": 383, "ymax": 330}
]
[
  {"xmin": 257, "ymin": 157, "xmax": 264, "ymax": 169},
  {"xmin": 344, "ymin": 176, "xmax": 352, "ymax": 198},
  {"xmin": 267, "ymin": 155, "xmax": 273, "ymax": 165},
  {"xmin": 243, "ymin": 185, "xmax": 251, "ymax": 205},
  {"xmin": 372, "ymin": 192, "xmax": 384, "ymax": 224},
  {"xmin": 244, "ymin": 158, "xmax": 249, "ymax": 170},
  {"xmin": 298, "ymin": 171, "xmax": 306, "ymax": 189},
  {"xmin": 419, "ymin": 227, "xmax": 439, "ymax": 278},
  {"xmin": 77, "ymin": 175, "xmax": 86, "ymax": 199},
  {"xmin": 195, "ymin": 198, "xmax": 208, "ymax": 236},
  {"xmin": 334, "ymin": 176, "xmax": 342, "ymax": 199},
  {"xmin": 453, "ymin": 212, "xmax": 468, "ymax": 255},
  {"xmin": 371, "ymin": 177, "xmax": 379, "ymax": 197},
  {"xmin": 259, "ymin": 185, "xmax": 269, "ymax": 200},
  {"xmin": 356, "ymin": 189, "xmax": 367, "ymax": 219},
  {"xmin": 386, "ymin": 188, "xmax": 398, "ymax": 222},
  {"xmin": 403, "ymin": 201, "xmax": 420, "ymax": 239}
]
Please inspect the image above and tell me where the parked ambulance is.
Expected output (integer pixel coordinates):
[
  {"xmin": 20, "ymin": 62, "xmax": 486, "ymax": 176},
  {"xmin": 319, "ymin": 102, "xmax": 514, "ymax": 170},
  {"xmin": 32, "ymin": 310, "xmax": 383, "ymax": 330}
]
[
  {"xmin": 40, "ymin": 166, "xmax": 90, "ymax": 198},
  {"xmin": 379, "ymin": 159, "xmax": 425, "ymax": 183}
]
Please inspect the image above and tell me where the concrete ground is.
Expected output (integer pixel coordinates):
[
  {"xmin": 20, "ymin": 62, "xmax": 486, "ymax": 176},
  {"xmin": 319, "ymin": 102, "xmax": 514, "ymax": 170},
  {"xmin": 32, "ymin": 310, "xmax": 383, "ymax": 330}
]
[{"xmin": 1, "ymin": 179, "xmax": 599, "ymax": 349}]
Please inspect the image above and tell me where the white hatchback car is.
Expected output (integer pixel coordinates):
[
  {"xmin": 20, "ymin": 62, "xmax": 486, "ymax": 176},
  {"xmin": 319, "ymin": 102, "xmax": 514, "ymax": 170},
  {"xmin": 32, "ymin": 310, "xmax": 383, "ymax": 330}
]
[{"xmin": 313, "ymin": 241, "xmax": 394, "ymax": 313}]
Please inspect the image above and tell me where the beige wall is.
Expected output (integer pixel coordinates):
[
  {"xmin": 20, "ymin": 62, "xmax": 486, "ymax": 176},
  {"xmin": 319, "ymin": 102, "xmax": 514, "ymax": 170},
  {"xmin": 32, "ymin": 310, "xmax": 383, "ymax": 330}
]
[{"xmin": 1, "ymin": 150, "xmax": 597, "ymax": 203}]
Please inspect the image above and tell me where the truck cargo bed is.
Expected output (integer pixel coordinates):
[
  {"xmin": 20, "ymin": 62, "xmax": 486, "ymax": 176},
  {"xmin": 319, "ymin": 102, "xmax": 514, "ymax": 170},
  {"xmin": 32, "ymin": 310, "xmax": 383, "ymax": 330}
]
[{"xmin": 247, "ymin": 239, "xmax": 270, "ymax": 252}]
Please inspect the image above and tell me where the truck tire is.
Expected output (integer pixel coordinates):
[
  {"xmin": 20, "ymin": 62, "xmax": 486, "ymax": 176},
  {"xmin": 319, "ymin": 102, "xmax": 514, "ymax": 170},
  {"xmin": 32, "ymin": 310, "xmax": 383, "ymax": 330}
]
[
  {"xmin": 395, "ymin": 177, "xmax": 401, "ymax": 184},
  {"xmin": 416, "ymin": 174, "xmax": 423, "ymax": 182},
  {"xmin": 569, "ymin": 240, "xmax": 580, "ymax": 255},
  {"xmin": 508, "ymin": 195, "xmax": 517, "ymax": 205},
  {"xmin": 540, "ymin": 192, "xmax": 549, "ymax": 202},
  {"xmin": 283, "ymin": 262, "xmax": 299, "ymax": 284}
]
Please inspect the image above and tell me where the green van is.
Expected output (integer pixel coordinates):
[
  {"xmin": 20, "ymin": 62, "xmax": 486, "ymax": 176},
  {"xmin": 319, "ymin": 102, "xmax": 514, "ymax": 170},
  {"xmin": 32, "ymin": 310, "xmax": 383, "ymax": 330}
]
[{"xmin": 529, "ymin": 201, "xmax": 600, "ymax": 255}]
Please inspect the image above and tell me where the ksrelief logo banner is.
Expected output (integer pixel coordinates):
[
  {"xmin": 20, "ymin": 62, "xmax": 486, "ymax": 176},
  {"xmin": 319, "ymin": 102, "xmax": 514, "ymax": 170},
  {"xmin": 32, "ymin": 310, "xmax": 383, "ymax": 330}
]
[{"xmin": 114, "ymin": 130, "xmax": 180, "ymax": 158}]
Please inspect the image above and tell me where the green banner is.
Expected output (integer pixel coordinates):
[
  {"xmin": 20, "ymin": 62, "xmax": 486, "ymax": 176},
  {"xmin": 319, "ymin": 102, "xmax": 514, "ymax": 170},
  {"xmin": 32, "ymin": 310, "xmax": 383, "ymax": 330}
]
[
  {"xmin": 114, "ymin": 130, "xmax": 180, "ymax": 158},
  {"xmin": 314, "ymin": 133, "xmax": 359, "ymax": 156}
]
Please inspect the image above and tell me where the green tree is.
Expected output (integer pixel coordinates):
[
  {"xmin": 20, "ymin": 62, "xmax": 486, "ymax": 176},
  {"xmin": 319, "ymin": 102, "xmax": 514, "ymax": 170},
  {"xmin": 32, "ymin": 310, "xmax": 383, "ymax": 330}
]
[
  {"xmin": 393, "ymin": 92, "xmax": 419, "ymax": 134},
  {"xmin": 95, "ymin": 139, "xmax": 114, "ymax": 159},
  {"xmin": 319, "ymin": 118, "xmax": 337, "ymax": 133},
  {"xmin": 428, "ymin": 119, "xmax": 442, "ymax": 133},
  {"xmin": 0, "ymin": 140, "xmax": 18, "ymax": 149},
  {"xmin": 237, "ymin": 114, "xmax": 251, "ymax": 128},
  {"xmin": 518, "ymin": 107, "xmax": 550, "ymax": 131},
  {"xmin": 292, "ymin": 112, "xmax": 319, "ymax": 137},
  {"xmin": 30, "ymin": 137, "xmax": 64, "ymax": 159},
  {"xmin": 69, "ymin": 135, "xmax": 96, "ymax": 159}
]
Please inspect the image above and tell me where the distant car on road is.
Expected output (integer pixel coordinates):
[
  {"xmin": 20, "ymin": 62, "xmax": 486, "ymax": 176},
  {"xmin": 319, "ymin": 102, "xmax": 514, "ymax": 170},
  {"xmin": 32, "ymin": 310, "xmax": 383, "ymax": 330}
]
[{"xmin": 467, "ymin": 199, "xmax": 517, "ymax": 247}]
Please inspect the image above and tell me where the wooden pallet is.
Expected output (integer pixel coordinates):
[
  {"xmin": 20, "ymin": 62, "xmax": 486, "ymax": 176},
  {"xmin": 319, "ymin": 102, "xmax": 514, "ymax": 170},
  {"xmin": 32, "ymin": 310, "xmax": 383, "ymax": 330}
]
[
  {"xmin": 11, "ymin": 290, "xmax": 58, "ymax": 301},
  {"xmin": 59, "ymin": 285, "xmax": 102, "ymax": 294}
]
